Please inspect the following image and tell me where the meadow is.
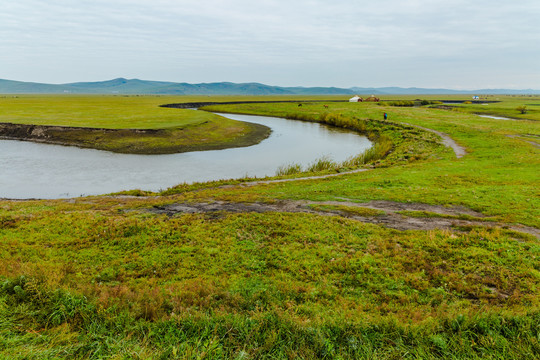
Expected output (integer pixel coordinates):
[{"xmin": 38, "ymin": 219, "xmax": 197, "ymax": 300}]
[
  {"xmin": 0, "ymin": 94, "xmax": 539, "ymax": 358},
  {"xmin": 0, "ymin": 95, "xmax": 274, "ymax": 153}
]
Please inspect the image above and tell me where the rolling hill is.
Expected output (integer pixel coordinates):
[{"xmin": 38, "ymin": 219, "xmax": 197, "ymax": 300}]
[{"xmin": 0, "ymin": 78, "xmax": 538, "ymax": 95}]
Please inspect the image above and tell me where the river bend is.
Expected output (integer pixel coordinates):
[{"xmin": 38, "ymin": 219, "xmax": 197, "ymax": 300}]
[{"xmin": 0, "ymin": 112, "xmax": 371, "ymax": 199}]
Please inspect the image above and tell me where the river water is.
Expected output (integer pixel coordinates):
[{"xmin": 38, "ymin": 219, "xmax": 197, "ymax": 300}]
[
  {"xmin": 477, "ymin": 114, "xmax": 513, "ymax": 120},
  {"xmin": 0, "ymin": 112, "xmax": 371, "ymax": 199}
]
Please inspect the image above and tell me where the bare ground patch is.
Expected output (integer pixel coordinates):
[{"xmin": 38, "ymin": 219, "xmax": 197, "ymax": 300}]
[{"xmin": 148, "ymin": 199, "xmax": 539, "ymax": 239}]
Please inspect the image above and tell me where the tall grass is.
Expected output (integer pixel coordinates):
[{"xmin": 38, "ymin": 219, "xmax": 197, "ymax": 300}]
[
  {"xmin": 379, "ymin": 100, "xmax": 415, "ymax": 107},
  {"xmin": 306, "ymin": 156, "xmax": 337, "ymax": 172},
  {"xmin": 278, "ymin": 111, "xmax": 392, "ymax": 173},
  {"xmin": 275, "ymin": 135, "xmax": 392, "ymax": 176},
  {"xmin": 283, "ymin": 111, "xmax": 367, "ymax": 133},
  {"xmin": 2, "ymin": 275, "xmax": 539, "ymax": 359},
  {"xmin": 275, "ymin": 163, "xmax": 302, "ymax": 176},
  {"xmin": 342, "ymin": 135, "xmax": 393, "ymax": 167}
]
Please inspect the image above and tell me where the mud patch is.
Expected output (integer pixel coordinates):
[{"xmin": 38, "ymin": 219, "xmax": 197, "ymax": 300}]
[{"xmin": 148, "ymin": 199, "xmax": 539, "ymax": 239}]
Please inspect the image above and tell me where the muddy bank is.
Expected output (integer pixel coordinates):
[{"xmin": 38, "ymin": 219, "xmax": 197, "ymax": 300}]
[
  {"xmin": 0, "ymin": 120, "xmax": 271, "ymax": 155},
  {"xmin": 0, "ymin": 122, "xmax": 158, "ymax": 141}
]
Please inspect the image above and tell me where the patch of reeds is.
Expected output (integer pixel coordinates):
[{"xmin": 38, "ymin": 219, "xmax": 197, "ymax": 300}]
[
  {"xmin": 285, "ymin": 112, "xmax": 368, "ymax": 133},
  {"xmin": 275, "ymin": 163, "xmax": 302, "ymax": 176},
  {"xmin": 420, "ymin": 100, "xmax": 443, "ymax": 106},
  {"xmin": 284, "ymin": 112, "xmax": 318, "ymax": 122},
  {"xmin": 306, "ymin": 156, "xmax": 337, "ymax": 172},
  {"xmin": 341, "ymin": 135, "xmax": 393, "ymax": 167},
  {"xmin": 275, "ymin": 133, "xmax": 392, "ymax": 177},
  {"xmin": 379, "ymin": 100, "xmax": 415, "ymax": 107}
]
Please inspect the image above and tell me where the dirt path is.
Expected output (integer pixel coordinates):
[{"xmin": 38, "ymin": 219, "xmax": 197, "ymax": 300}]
[
  {"xmin": 506, "ymin": 134, "xmax": 540, "ymax": 149},
  {"xmin": 400, "ymin": 122, "xmax": 467, "ymax": 158},
  {"xmin": 219, "ymin": 169, "xmax": 370, "ymax": 188},
  {"xmin": 149, "ymin": 199, "xmax": 539, "ymax": 239}
]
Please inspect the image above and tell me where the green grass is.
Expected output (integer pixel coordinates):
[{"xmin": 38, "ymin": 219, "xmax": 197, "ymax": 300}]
[
  {"xmin": 310, "ymin": 204, "xmax": 386, "ymax": 217},
  {"xmin": 0, "ymin": 95, "xmax": 215, "ymax": 129},
  {"xmin": 0, "ymin": 94, "xmax": 539, "ymax": 358},
  {"xmin": 0, "ymin": 95, "xmax": 272, "ymax": 153},
  {"xmin": 1, "ymin": 208, "xmax": 539, "ymax": 358},
  {"xmin": 396, "ymin": 210, "xmax": 498, "ymax": 222}
]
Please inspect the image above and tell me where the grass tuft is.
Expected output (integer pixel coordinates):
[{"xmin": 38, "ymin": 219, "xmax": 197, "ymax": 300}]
[
  {"xmin": 276, "ymin": 163, "xmax": 303, "ymax": 176},
  {"xmin": 306, "ymin": 156, "xmax": 338, "ymax": 172}
]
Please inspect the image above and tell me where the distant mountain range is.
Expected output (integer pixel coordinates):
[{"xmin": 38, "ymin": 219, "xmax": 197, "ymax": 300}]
[
  {"xmin": 0, "ymin": 78, "xmax": 538, "ymax": 95},
  {"xmin": 349, "ymin": 87, "xmax": 540, "ymax": 95}
]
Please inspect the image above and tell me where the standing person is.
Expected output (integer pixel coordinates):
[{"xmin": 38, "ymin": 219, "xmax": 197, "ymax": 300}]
[{"xmin": 384, "ymin": 112, "xmax": 388, "ymax": 120}]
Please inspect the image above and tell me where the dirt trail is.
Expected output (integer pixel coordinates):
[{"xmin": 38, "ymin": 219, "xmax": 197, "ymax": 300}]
[
  {"xmin": 400, "ymin": 122, "xmax": 467, "ymax": 158},
  {"xmin": 506, "ymin": 134, "xmax": 540, "ymax": 149},
  {"xmin": 222, "ymin": 169, "xmax": 370, "ymax": 188},
  {"xmin": 149, "ymin": 199, "xmax": 539, "ymax": 239}
]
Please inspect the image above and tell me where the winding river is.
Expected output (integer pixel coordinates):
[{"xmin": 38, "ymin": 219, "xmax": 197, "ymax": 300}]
[{"xmin": 0, "ymin": 112, "xmax": 371, "ymax": 199}]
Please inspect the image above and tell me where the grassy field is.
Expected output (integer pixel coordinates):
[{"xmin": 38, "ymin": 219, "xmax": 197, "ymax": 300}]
[
  {"xmin": 0, "ymin": 95, "xmax": 277, "ymax": 153},
  {"xmin": 0, "ymin": 95, "xmax": 539, "ymax": 358}
]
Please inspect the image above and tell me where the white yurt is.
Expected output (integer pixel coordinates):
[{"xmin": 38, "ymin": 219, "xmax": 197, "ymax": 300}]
[{"xmin": 349, "ymin": 95, "xmax": 361, "ymax": 102}]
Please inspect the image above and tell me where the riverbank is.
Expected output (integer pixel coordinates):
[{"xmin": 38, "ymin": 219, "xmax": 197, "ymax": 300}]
[{"xmin": 0, "ymin": 119, "xmax": 270, "ymax": 154}]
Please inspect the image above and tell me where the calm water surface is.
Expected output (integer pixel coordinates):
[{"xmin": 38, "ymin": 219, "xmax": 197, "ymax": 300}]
[
  {"xmin": 477, "ymin": 114, "xmax": 513, "ymax": 120},
  {"xmin": 0, "ymin": 112, "xmax": 371, "ymax": 199}
]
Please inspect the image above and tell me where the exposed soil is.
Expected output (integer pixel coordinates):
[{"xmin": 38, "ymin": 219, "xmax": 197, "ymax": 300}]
[
  {"xmin": 0, "ymin": 122, "xmax": 158, "ymax": 143},
  {"xmin": 148, "ymin": 199, "xmax": 539, "ymax": 239}
]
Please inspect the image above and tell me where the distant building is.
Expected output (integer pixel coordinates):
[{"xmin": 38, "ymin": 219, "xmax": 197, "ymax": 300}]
[
  {"xmin": 364, "ymin": 95, "xmax": 380, "ymax": 102},
  {"xmin": 349, "ymin": 95, "xmax": 362, "ymax": 102},
  {"xmin": 472, "ymin": 96, "xmax": 480, "ymax": 100}
]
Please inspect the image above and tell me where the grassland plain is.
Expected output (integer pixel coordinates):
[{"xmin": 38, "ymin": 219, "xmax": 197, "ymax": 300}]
[
  {"xmin": 0, "ymin": 95, "xmax": 278, "ymax": 153},
  {"xmin": 0, "ymin": 95, "xmax": 539, "ymax": 359}
]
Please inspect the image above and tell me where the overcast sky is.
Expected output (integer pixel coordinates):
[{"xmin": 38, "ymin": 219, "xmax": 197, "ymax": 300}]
[{"xmin": 1, "ymin": 0, "xmax": 539, "ymax": 89}]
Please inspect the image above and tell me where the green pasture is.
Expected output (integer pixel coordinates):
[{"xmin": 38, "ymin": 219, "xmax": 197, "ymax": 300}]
[
  {"xmin": 0, "ymin": 95, "xmax": 216, "ymax": 129},
  {"xmin": 0, "ymin": 94, "xmax": 345, "ymax": 129},
  {"xmin": 0, "ymin": 95, "xmax": 539, "ymax": 358},
  {"xmin": 0, "ymin": 95, "xmax": 279, "ymax": 153}
]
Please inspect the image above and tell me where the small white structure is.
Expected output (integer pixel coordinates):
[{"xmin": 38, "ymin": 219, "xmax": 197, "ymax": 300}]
[
  {"xmin": 349, "ymin": 95, "xmax": 361, "ymax": 102},
  {"xmin": 472, "ymin": 96, "xmax": 480, "ymax": 100}
]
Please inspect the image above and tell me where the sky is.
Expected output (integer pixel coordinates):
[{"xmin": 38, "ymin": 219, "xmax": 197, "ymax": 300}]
[{"xmin": 1, "ymin": 0, "xmax": 539, "ymax": 89}]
